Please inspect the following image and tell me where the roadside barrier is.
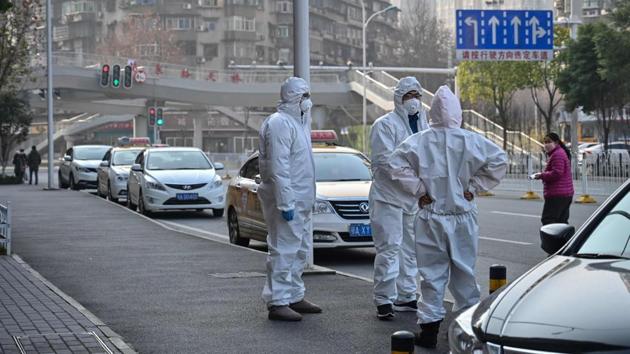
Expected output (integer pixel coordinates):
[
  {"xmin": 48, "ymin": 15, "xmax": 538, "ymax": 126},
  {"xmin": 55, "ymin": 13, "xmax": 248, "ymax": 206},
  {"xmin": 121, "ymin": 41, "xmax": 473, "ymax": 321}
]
[
  {"xmin": 521, "ymin": 153, "xmax": 541, "ymax": 200},
  {"xmin": 0, "ymin": 201, "xmax": 11, "ymax": 255},
  {"xmin": 576, "ymin": 154, "xmax": 597, "ymax": 204},
  {"xmin": 391, "ymin": 330, "xmax": 414, "ymax": 354},
  {"xmin": 489, "ymin": 264, "xmax": 507, "ymax": 294}
]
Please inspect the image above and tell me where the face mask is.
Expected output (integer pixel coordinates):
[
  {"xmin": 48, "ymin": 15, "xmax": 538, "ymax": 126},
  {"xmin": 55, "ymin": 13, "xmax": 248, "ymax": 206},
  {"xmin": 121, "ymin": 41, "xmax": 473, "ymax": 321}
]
[
  {"xmin": 403, "ymin": 98, "xmax": 420, "ymax": 115},
  {"xmin": 300, "ymin": 98, "xmax": 312, "ymax": 113},
  {"xmin": 544, "ymin": 142, "xmax": 556, "ymax": 153}
]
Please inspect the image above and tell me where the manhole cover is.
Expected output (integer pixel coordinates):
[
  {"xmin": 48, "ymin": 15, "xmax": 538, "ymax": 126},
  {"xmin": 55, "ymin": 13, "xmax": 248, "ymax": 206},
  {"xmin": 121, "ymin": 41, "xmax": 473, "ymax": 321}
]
[
  {"xmin": 209, "ymin": 271, "xmax": 266, "ymax": 279},
  {"xmin": 13, "ymin": 331, "xmax": 113, "ymax": 354}
]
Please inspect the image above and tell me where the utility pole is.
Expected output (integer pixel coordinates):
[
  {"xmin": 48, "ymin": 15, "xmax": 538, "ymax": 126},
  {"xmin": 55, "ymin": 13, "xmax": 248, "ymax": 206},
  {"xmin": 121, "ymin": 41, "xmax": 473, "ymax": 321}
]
[
  {"xmin": 569, "ymin": 0, "xmax": 582, "ymax": 157},
  {"xmin": 46, "ymin": 0, "xmax": 55, "ymax": 189},
  {"xmin": 293, "ymin": 0, "xmax": 310, "ymax": 85}
]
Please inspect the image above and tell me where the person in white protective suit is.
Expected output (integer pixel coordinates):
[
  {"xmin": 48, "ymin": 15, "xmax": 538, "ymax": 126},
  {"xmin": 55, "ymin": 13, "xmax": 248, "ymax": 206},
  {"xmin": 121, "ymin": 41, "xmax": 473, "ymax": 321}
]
[
  {"xmin": 386, "ymin": 86, "xmax": 507, "ymax": 348},
  {"xmin": 258, "ymin": 77, "xmax": 322, "ymax": 321},
  {"xmin": 369, "ymin": 76, "xmax": 429, "ymax": 320}
]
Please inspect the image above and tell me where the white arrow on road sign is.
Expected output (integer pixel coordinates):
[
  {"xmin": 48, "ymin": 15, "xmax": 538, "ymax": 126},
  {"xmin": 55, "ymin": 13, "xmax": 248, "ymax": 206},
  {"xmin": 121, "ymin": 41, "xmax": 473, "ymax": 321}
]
[
  {"xmin": 511, "ymin": 16, "xmax": 521, "ymax": 45},
  {"xmin": 527, "ymin": 16, "xmax": 546, "ymax": 45},
  {"xmin": 489, "ymin": 16, "xmax": 500, "ymax": 45},
  {"xmin": 465, "ymin": 17, "xmax": 479, "ymax": 46}
]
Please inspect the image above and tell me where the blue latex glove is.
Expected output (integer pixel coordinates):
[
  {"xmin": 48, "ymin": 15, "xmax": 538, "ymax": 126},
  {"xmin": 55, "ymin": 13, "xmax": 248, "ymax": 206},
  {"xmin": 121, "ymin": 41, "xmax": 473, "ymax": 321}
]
[{"xmin": 281, "ymin": 209, "xmax": 294, "ymax": 222}]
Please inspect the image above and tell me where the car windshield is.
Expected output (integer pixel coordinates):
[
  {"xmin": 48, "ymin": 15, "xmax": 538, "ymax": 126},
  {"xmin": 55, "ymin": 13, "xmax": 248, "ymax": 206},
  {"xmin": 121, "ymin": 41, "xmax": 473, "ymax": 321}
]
[
  {"xmin": 147, "ymin": 151, "xmax": 212, "ymax": 170},
  {"xmin": 74, "ymin": 147, "xmax": 110, "ymax": 161},
  {"xmin": 575, "ymin": 189, "xmax": 630, "ymax": 259},
  {"xmin": 314, "ymin": 152, "xmax": 371, "ymax": 182},
  {"xmin": 112, "ymin": 150, "xmax": 142, "ymax": 166}
]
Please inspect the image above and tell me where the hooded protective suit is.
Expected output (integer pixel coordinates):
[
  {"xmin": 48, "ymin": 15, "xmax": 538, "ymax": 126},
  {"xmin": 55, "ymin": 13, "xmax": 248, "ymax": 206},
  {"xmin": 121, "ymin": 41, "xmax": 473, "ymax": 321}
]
[
  {"xmin": 258, "ymin": 77, "xmax": 316, "ymax": 307},
  {"xmin": 387, "ymin": 86, "xmax": 507, "ymax": 323},
  {"xmin": 369, "ymin": 77, "xmax": 429, "ymax": 307}
]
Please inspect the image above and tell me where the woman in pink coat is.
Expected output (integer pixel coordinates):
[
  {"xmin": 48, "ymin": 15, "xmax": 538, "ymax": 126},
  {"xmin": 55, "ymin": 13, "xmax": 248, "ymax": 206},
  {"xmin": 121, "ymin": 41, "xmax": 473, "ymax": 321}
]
[{"xmin": 534, "ymin": 132, "xmax": 575, "ymax": 225}]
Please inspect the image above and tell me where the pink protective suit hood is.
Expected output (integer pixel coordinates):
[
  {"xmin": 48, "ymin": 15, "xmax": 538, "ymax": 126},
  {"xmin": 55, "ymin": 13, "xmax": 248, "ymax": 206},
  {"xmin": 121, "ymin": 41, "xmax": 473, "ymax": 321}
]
[{"xmin": 429, "ymin": 85, "xmax": 462, "ymax": 128}]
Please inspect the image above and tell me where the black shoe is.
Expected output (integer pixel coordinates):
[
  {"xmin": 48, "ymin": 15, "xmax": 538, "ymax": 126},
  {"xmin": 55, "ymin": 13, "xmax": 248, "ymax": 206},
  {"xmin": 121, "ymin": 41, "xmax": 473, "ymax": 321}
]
[
  {"xmin": 376, "ymin": 304, "xmax": 395, "ymax": 320},
  {"xmin": 290, "ymin": 299, "xmax": 322, "ymax": 314},
  {"xmin": 415, "ymin": 320, "xmax": 442, "ymax": 348},
  {"xmin": 268, "ymin": 305, "xmax": 302, "ymax": 321},
  {"xmin": 393, "ymin": 300, "xmax": 417, "ymax": 312}
]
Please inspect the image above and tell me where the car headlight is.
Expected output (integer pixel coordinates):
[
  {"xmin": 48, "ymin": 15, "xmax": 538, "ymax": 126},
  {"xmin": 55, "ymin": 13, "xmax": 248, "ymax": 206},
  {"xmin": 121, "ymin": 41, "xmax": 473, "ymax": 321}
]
[
  {"xmin": 145, "ymin": 178, "xmax": 166, "ymax": 191},
  {"xmin": 212, "ymin": 176, "xmax": 223, "ymax": 188},
  {"xmin": 448, "ymin": 304, "xmax": 489, "ymax": 354},
  {"xmin": 77, "ymin": 166, "xmax": 91, "ymax": 173},
  {"xmin": 115, "ymin": 175, "xmax": 128, "ymax": 182},
  {"xmin": 313, "ymin": 199, "xmax": 334, "ymax": 214}
]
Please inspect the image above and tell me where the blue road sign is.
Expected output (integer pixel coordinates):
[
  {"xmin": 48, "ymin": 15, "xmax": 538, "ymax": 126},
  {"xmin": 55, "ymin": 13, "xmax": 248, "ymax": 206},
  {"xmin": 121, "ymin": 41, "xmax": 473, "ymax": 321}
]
[{"xmin": 456, "ymin": 9, "xmax": 553, "ymax": 61}]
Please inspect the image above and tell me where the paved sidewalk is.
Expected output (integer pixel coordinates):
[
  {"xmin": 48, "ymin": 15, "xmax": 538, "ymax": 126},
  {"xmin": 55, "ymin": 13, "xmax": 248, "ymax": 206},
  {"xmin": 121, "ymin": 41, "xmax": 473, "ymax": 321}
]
[
  {"xmin": 2, "ymin": 183, "xmax": 454, "ymax": 353},
  {"xmin": 0, "ymin": 256, "xmax": 132, "ymax": 353}
]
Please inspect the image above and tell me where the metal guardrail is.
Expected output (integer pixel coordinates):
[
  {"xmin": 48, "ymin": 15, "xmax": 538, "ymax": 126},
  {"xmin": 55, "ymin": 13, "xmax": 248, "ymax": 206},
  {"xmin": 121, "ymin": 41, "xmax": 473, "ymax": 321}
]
[
  {"xmin": 45, "ymin": 52, "xmax": 343, "ymax": 84},
  {"xmin": 0, "ymin": 201, "xmax": 12, "ymax": 256}
]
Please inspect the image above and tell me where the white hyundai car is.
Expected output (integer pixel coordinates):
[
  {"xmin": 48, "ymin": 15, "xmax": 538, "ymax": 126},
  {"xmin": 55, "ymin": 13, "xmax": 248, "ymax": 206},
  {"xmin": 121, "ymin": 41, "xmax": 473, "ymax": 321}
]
[
  {"xmin": 126, "ymin": 147, "xmax": 225, "ymax": 217},
  {"xmin": 96, "ymin": 147, "xmax": 144, "ymax": 202},
  {"xmin": 58, "ymin": 145, "xmax": 111, "ymax": 190}
]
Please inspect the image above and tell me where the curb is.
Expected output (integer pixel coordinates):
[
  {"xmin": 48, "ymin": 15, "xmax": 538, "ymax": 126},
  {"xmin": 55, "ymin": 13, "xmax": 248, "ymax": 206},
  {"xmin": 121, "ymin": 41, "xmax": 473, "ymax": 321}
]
[{"xmin": 11, "ymin": 254, "xmax": 137, "ymax": 354}]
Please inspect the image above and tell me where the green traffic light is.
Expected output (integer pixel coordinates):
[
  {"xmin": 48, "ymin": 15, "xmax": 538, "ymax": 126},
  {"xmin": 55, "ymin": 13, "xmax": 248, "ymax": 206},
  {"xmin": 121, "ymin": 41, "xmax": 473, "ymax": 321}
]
[
  {"xmin": 156, "ymin": 118, "xmax": 164, "ymax": 126},
  {"xmin": 113, "ymin": 79, "xmax": 120, "ymax": 86}
]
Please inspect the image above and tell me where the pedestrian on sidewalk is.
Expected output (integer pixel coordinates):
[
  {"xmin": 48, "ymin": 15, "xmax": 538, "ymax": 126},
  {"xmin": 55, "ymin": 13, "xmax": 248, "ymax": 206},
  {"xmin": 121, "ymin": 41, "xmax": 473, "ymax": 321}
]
[
  {"xmin": 27, "ymin": 145, "xmax": 42, "ymax": 185},
  {"xmin": 369, "ymin": 76, "xmax": 429, "ymax": 321},
  {"xmin": 12, "ymin": 149, "xmax": 27, "ymax": 183},
  {"xmin": 532, "ymin": 132, "xmax": 574, "ymax": 225},
  {"xmin": 386, "ymin": 86, "xmax": 507, "ymax": 348},
  {"xmin": 257, "ymin": 77, "xmax": 322, "ymax": 322}
]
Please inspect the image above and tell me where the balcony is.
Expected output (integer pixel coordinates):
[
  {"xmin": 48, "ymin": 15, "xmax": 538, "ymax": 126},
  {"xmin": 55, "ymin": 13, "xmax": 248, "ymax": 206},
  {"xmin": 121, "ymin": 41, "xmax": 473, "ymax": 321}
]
[
  {"xmin": 224, "ymin": 31, "xmax": 257, "ymax": 41},
  {"xmin": 53, "ymin": 25, "xmax": 69, "ymax": 42}
]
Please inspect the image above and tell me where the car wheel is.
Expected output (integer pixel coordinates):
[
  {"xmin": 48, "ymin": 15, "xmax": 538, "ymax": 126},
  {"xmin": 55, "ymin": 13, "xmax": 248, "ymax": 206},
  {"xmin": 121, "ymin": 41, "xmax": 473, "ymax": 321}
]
[
  {"xmin": 69, "ymin": 174, "xmax": 79, "ymax": 190},
  {"xmin": 107, "ymin": 182, "xmax": 118, "ymax": 203},
  {"xmin": 228, "ymin": 209, "xmax": 249, "ymax": 246},
  {"xmin": 138, "ymin": 191, "xmax": 152, "ymax": 217},
  {"xmin": 97, "ymin": 178, "xmax": 105, "ymax": 198},
  {"xmin": 58, "ymin": 171, "xmax": 68, "ymax": 189},
  {"xmin": 127, "ymin": 186, "xmax": 137, "ymax": 211}
]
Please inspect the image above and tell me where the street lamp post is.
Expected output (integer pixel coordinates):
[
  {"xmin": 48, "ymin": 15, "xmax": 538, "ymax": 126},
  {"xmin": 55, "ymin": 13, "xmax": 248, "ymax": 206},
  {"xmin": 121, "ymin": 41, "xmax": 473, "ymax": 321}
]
[
  {"xmin": 361, "ymin": 2, "xmax": 398, "ymax": 154},
  {"xmin": 46, "ymin": 0, "xmax": 55, "ymax": 189}
]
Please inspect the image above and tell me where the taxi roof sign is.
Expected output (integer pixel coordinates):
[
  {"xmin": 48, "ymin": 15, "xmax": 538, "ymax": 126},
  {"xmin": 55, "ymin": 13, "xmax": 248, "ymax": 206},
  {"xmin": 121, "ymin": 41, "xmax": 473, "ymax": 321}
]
[
  {"xmin": 117, "ymin": 136, "xmax": 151, "ymax": 147},
  {"xmin": 311, "ymin": 130, "xmax": 338, "ymax": 143}
]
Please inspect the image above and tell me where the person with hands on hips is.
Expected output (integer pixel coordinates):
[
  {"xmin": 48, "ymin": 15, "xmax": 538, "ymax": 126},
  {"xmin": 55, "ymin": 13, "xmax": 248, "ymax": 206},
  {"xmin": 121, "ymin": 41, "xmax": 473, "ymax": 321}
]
[
  {"xmin": 257, "ymin": 77, "xmax": 321, "ymax": 321},
  {"xmin": 532, "ymin": 132, "xmax": 574, "ymax": 225}
]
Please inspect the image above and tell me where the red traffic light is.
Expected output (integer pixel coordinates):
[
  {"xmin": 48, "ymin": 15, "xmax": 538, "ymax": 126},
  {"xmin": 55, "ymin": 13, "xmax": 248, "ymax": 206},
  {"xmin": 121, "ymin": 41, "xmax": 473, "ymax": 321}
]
[
  {"xmin": 102, "ymin": 64, "xmax": 110, "ymax": 73},
  {"xmin": 149, "ymin": 107, "xmax": 156, "ymax": 115}
]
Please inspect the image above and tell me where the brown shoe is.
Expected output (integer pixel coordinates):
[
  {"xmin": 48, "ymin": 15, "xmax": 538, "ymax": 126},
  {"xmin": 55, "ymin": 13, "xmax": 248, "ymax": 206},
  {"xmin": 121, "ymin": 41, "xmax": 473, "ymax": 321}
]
[
  {"xmin": 289, "ymin": 299, "xmax": 322, "ymax": 314},
  {"xmin": 268, "ymin": 305, "xmax": 302, "ymax": 321}
]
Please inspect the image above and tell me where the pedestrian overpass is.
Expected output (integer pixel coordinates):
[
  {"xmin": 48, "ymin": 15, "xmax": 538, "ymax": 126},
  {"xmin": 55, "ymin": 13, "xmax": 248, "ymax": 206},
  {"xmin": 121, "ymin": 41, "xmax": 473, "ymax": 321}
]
[{"xmin": 27, "ymin": 52, "xmax": 542, "ymax": 155}]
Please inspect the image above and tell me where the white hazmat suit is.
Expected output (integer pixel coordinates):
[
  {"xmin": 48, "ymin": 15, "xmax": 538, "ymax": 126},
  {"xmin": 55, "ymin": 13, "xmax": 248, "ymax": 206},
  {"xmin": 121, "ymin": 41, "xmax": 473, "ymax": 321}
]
[
  {"xmin": 369, "ymin": 77, "xmax": 429, "ymax": 307},
  {"xmin": 258, "ymin": 77, "xmax": 316, "ymax": 307},
  {"xmin": 386, "ymin": 86, "xmax": 508, "ymax": 323}
]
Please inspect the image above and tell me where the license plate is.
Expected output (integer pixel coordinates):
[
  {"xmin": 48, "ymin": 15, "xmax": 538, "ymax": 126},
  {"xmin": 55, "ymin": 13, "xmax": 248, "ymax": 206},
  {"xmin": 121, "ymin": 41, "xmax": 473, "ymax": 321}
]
[
  {"xmin": 176, "ymin": 193, "xmax": 198, "ymax": 201},
  {"xmin": 349, "ymin": 224, "xmax": 371, "ymax": 237}
]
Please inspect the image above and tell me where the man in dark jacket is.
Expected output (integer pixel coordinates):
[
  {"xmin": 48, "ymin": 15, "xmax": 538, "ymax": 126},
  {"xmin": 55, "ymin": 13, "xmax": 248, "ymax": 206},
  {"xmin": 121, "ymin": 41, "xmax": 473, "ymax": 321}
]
[
  {"xmin": 27, "ymin": 146, "xmax": 42, "ymax": 185},
  {"xmin": 12, "ymin": 149, "xmax": 27, "ymax": 183}
]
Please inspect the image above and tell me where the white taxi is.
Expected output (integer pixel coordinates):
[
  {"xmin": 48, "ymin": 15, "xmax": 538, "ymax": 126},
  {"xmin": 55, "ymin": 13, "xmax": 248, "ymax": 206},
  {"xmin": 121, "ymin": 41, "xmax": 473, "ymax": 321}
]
[
  {"xmin": 226, "ymin": 131, "xmax": 373, "ymax": 249},
  {"xmin": 96, "ymin": 147, "xmax": 144, "ymax": 202}
]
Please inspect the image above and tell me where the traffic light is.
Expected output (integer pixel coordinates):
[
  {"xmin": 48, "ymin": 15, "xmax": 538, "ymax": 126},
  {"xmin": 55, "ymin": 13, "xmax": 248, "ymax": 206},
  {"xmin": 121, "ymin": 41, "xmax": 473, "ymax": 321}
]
[
  {"xmin": 156, "ymin": 107, "xmax": 164, "ymax": 126},
  {"xmin": 100, "ymin": 64, "xmax": 110, "ymax": 87},
  {"xmin": 148, "ymin": 107, "xmax": 156, "ymax": 126},
  {"xmin": 111, "ymin": 64, "xmax": 121, "ymax": 88},
  {"xmin": 123, "ymin": 65, "xmax": 133, "ymax": 89}
]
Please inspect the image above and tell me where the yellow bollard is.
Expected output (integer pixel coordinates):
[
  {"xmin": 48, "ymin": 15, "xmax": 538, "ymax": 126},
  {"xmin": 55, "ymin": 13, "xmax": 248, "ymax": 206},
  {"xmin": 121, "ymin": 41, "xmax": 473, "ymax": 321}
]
[
  {"xmin": 477, "ymin": 190, "xmax": 494, "ymax": 197},
  {"xmin": 520, "ymin": 191, "xmax": 541, "ymax": 200},
  {"xmin": 391, "ymin": 330, "xmax": 414, "ymax": 354},
  {"xmin": 489, "ymin": 264, "xmax": 507, "ymax": 294},
  {"xmin": 575, "ymin": 155, "xmax": 596, "ymax": 204}
]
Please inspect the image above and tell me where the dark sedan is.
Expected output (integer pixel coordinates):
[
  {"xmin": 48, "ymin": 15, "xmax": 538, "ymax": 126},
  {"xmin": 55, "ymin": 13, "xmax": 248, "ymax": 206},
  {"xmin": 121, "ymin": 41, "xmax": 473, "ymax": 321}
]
[{"xmin": 449, "ymin": 179, "xmax": 630, "ymax": 353}]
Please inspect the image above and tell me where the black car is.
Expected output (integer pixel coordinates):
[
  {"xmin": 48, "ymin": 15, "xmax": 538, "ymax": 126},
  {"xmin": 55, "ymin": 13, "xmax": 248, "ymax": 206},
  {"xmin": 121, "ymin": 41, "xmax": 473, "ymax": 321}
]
[{"xmin": 449, "ymin": 179, "xmax": 630, "ymax": 354}]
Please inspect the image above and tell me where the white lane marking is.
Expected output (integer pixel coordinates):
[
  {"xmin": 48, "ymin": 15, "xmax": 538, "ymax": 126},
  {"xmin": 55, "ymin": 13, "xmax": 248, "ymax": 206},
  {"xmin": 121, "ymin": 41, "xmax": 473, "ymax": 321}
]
[
  {"xmin": 158, "ymin": 220, "xmax": 230, "ymax": 241},
  {"xmin": 480, "ymin": 236, "xmax": 532, "ymax": 245},
  {"xmin": 491, "ymin": 211, "xmax": 540, "ymax": 218}
]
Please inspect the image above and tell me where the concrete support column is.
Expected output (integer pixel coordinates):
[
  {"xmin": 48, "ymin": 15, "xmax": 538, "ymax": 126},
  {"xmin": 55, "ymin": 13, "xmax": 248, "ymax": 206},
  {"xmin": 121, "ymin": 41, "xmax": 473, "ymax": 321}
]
[
  {"xmin": 312, "ymin": 106, "xmax": 327, "ymax": 130},
  {"xmin": 193, "ymin": 116, "xmax": 204, "ymax": 150},
  {"xmin": 133, "ymin": 115, "xmax": 148, "ymax": 138}
]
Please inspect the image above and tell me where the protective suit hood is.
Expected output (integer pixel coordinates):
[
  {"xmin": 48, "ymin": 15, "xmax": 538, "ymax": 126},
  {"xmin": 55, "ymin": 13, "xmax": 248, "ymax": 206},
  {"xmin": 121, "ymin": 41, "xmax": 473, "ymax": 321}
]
[
  {"xmin": 277, "ymin": 77, "xmax": 310, "ymax": 119},
  {"xmin": 394, "ymin": 76, "xmax": 423, "ymax": 118},
  {"xmin": 429, "ymin": 85, "xmax": 462, "ymax": 128}
]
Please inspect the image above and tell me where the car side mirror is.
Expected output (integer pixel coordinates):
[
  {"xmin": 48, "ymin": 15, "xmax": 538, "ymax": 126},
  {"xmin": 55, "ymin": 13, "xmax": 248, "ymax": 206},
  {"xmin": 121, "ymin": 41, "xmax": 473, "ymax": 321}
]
[
  {"xmin": 100, "ymin": 161, "xmax": 109, "ymax": 168},
  {"xmin": 63, "ymin": 155, "xmax": 71, "ymax": 162},
  {"xmin": 540, "ymin": 223, "xmax": 575, "ymax": 255},
  {"xmin": 254, "ymin": 174, "xmax": 261, "ymax": 185},
  {"xmin": 131, "ymin": 164, "xmax": 143, "ymax": 172},
  {"xmin": 214, "ymin": 162, "xmax": 224, "ymax": 171}
]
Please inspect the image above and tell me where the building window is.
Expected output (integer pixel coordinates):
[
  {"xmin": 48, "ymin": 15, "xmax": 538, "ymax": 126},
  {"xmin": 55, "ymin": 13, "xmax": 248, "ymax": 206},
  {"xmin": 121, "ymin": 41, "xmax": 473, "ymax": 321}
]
[
  {"xmin": 179, "ymin": 41, "xmax": 196, "ymax": 56},
  {"xmin": 347, "ymin": 6, "xmax": 361, "ymax": 21},
  {"xmin": 137, "ymin": 43, "xmax": 158, "ymax": 56},
  {"xmin": 276, "ymin": 0, "xmax": 292, "ymax": 13},
  {"xmin": 199, "ymin": 0, "xmax": 220, "ymax": 7},
  {"xmin": 203, "ymin": 43, "xmax": 219, "ymax": 60},
  {"xmin": 62, "ymin": 0, "xmax": 96, "ymax": 16},
  {"xmin": 226, "ymin": 16, "xmax": 256, "ymax": 32},
  {"xmin": 165, "ymin": 17, "xmax": 192, "ymax": 30},
  {"xmin": 203, "ymin": 18, "xmax": 218, "ymax": 31},
  {"xmin": 277, "ymin": 25, "xmax": 289, "ymax": 38}
]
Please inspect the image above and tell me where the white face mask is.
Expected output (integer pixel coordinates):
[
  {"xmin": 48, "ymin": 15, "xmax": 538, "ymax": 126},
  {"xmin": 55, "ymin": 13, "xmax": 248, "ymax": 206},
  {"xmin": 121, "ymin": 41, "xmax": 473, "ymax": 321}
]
[
  {"xmin": 403, "ymin": 98, "xmax": 421, "ymax": 115},
  {"xmin": 300, "ymin": 98, "xmax": 312, "ymax": 113}
]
